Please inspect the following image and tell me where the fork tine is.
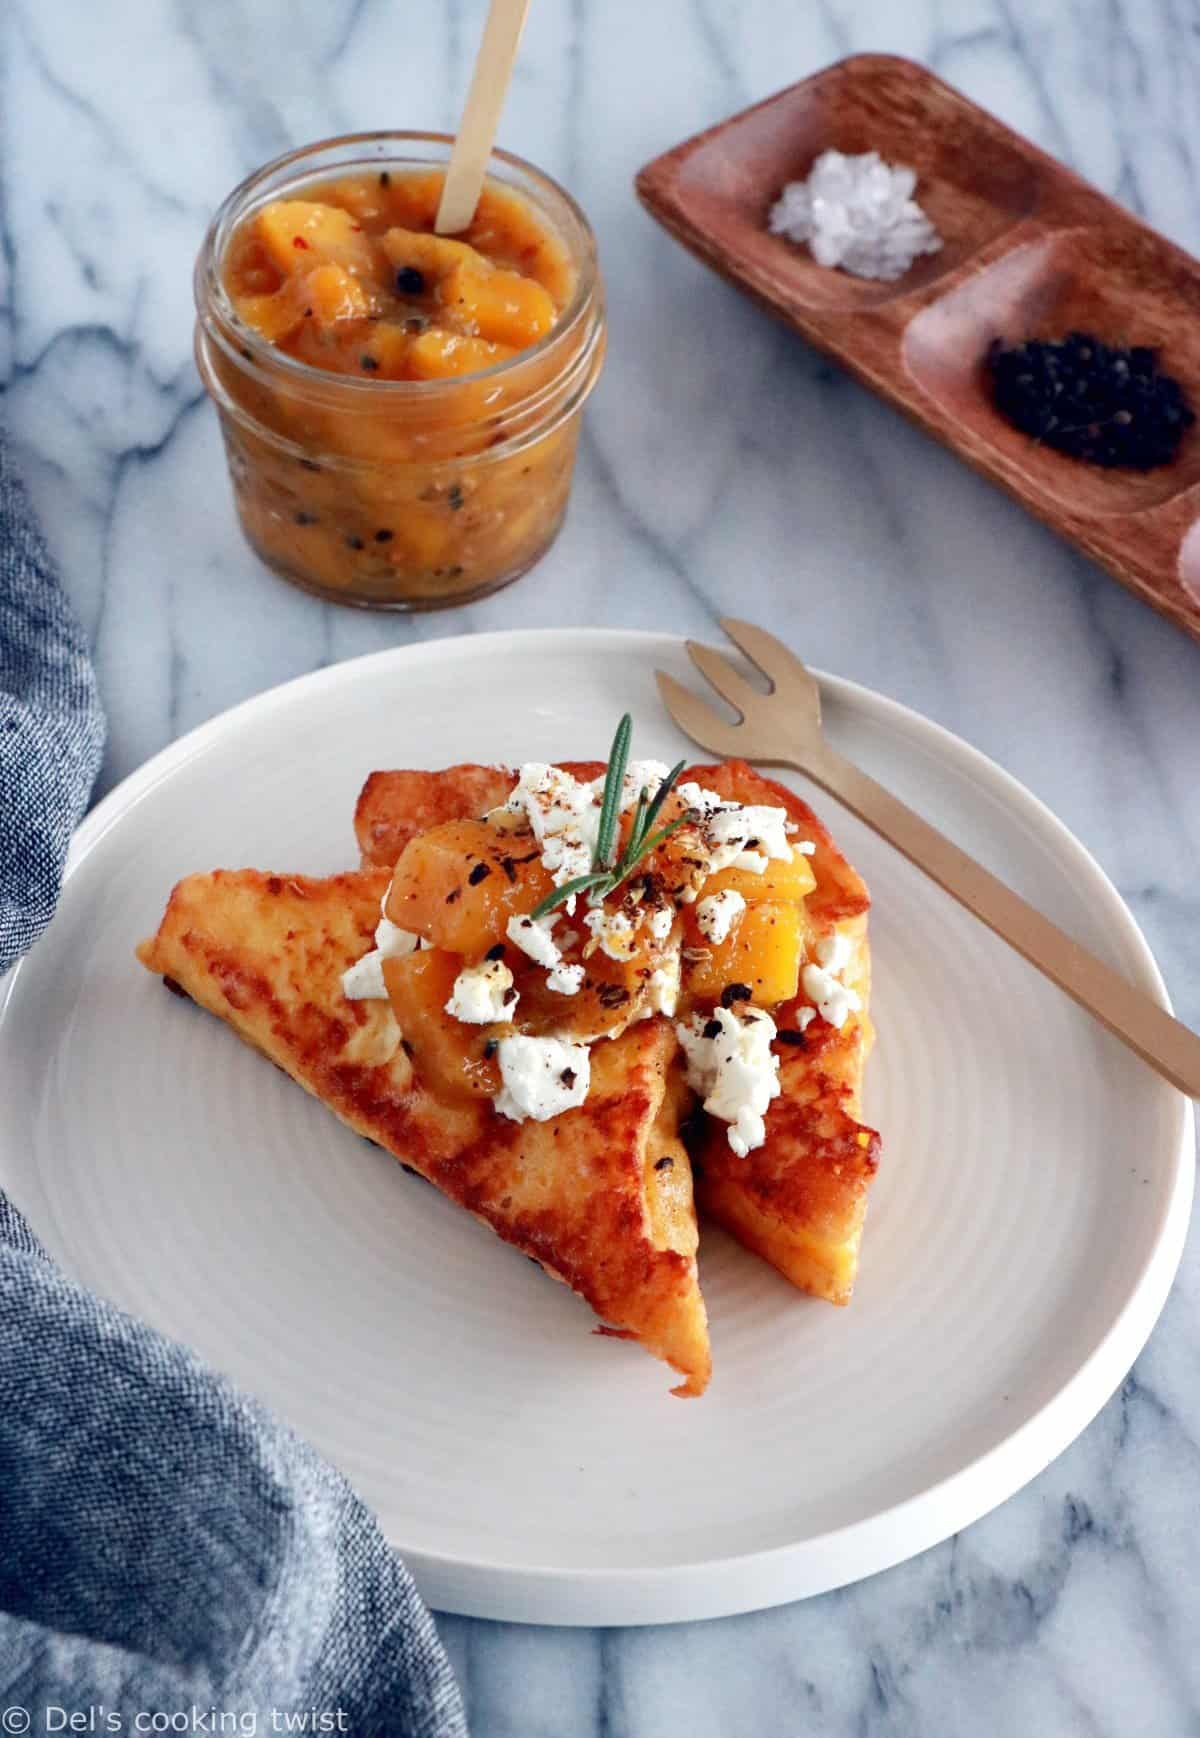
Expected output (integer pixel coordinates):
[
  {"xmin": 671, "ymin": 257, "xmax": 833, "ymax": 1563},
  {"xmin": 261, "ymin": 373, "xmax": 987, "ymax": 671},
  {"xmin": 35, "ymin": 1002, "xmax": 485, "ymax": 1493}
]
[
  {"xmin": 655, "ymin": 671, "xmax": 744, "ymax": 758},
  {"xmin": 718, "ymin": 618, "xmax": 812, "ymax": 695},
  {"xmin": 684, "ymin": 641, "xmax": 762, "ymax": 718}
]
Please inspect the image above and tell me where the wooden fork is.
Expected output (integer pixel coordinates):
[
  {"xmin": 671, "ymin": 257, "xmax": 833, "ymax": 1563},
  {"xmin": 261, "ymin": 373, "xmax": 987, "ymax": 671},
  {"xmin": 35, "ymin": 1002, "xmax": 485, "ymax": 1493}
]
[{"xmin": 657, "ymin": 618, "xmax": 1200, "ymax": 1099}]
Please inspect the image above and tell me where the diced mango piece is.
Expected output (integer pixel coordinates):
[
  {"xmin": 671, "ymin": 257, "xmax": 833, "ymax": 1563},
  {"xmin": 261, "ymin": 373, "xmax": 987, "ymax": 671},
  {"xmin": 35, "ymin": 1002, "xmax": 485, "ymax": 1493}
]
[
  {"xmin": 465, "ymin": 183, "xmax": 575, "ymax": 304},
  {"xmin": 381, "ymin": 226, "xmax": 553, "ymax": 348},
  {"xmin": 684, "ymin": 900, "xmax": 804, "ymax": 1007},
  {"xmin": 301, "ymin": 262, "xmax": 372, "ymax": 325},
  {"xmin": 235, "ymin": 264, "xmax": 372, "ymax": 349},
  {"xmin": 440, "ymin": 260, "xmax": 557, "ymax": 348},
  {"xmin": 380, "ymin": 226, "xmax": 482, "ymax": 283},
  {"xmin": 383, "ymin": 949, "xmax": 501, "ymax": 1101},
  {"xmin": 386, "ymin": 818, "xmax": 554, "ymax": 954},
  {"xmin": 255, "ymin": 200, "xmax": 377, "ymax": 280},
  {"xmin": 355, "ymin": 322, "xmax": 418, "ymax": 378},
  {"xmin": 382, "ymin": 171, "xmax": 444, "ymax": 231},
  {"xmin": 703, "ymin": 846, "xmax": 817, "ymax": 905},
  {"xmin": 234, "ymin": 291, "xmax": 306, "ymax": 345},
  {"xmin": 404, "ymin": 330, "xmax": 515, "ymax": 379}
]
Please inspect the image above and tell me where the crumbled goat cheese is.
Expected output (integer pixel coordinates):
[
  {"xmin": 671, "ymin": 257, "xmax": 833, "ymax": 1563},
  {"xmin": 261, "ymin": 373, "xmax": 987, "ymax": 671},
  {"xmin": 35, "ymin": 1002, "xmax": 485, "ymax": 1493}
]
[
  {"xmin": 648, "ymin": 906, "xmax": 676, "ymax": 942},
  {"xmin": 445, "ymin": 957, "xmax": 517, "ymax": 1025},
  {"xmin": 815, "ymin": 931, "xmax": 851, "ymax": 973},
  {"xmin": 644, "ymin": 946, "xmax": 682, "ymax": 1018},
  {"xmin": 505, "ymin": 912, "xmax": 585, "ymax": 996},
  {"xmin": 584, "ymin": 905, "xmax": 639, "ymax": 961},
  {"xmin": 695, "ymin": 888, "xmax": 746, "ymax": 944},
  {"xmin": 501, "ymin": 763, "xmax": 602, "ymax": 887},
  {"xmin": 801, "ymin": 930, "xmax": 861, "ymax": 1029},
  {"xmin": 801, "ymin": 964, "xmax": 860, "ymax": 1030},
  {"xmin": 506, "ymin": 911, "xmax": 561, "ymax": 969},
  {"xmin": 501, "ymin": 760, "xmax": 674, "ymax": 901},
  {"xmin": 547, "ymin": 962, "xmax": 586, "ymax": 995},
  {"xmin": 494, "ymin": 1034, "xmax": 591, "ymax": 1122},
  {"xmin": 673, "ymin": 783, "xmax": 796, "ymax": 877},
  {"xmin": 610, "ymin": 759, "xmax": 671, "ymax": 812},
  {"xmin": 702, "ymin": 804, "xmax": 795, "ymax": 874},
  {"xmin": 674, "ymin": 781, "xmax": 729, "ymax": 820},
  {"xmin": 768, "ymin": 149, "xmax": 942, "ymax": 283},
  {"xmin": 341, "ymin": 953, "xmax": 390, "ymax": 1001},
  {"xmin": 676, "ymin": 1006, "xmax": 781, "ymax": 1158},
  {"xmin": 341, "ymin": 901, "xmax": 422, "ymax": 1000}
]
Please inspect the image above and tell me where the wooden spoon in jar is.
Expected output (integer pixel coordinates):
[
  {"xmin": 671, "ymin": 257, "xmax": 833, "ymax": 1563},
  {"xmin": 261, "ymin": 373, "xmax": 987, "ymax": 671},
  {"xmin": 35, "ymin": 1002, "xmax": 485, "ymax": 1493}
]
[{"xmin": 436, "ymin": 0, "xmax": 533, "ymax": 235}]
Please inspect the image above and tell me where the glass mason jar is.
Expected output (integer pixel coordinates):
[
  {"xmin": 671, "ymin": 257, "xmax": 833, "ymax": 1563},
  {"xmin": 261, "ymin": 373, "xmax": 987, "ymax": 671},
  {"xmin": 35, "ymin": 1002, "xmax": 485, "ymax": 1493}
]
[{"xmin": 194, "ymin": 133, "xmax": 606, "ymax": 610}]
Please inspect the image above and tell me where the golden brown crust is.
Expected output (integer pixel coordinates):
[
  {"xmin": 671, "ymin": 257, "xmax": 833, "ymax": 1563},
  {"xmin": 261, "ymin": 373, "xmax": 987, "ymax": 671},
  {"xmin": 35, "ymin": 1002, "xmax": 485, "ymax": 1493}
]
[
  {"xmin": 355, "ymin": 766, "xmax": 514, "ymax": 865},
  {"xmin": 355, "ymin": 761, "xmax": 607, "ymax": 866},
  {"xmin": 137, "ymin": 867, "xmax": 709, "ymax": 1395}
]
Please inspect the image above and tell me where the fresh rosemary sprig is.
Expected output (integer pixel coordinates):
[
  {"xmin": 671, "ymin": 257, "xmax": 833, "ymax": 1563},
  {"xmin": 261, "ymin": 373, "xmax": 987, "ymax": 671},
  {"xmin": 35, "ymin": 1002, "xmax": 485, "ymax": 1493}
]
[
  {"xmin": 594, "ymin": 712, "xmax": 631, "ymax": 873},
  {"xmin": 528, "ymin": 717, "xmax": 694, "ymax": 922}
]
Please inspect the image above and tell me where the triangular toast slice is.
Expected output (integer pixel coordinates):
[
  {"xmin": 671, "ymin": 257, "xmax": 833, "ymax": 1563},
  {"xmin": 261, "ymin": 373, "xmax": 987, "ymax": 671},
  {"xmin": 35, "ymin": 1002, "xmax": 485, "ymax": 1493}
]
[
  {"xmin": 355, "ymin": 759, "xmax": 881, "ymax": 1304},
  {"xmin": 681, "ymin": 764, "xmax": 880, "ymax": 1305},
  {"xmin": 136, "ymin": 867, "xmax": 710, "ymax": 1396}
]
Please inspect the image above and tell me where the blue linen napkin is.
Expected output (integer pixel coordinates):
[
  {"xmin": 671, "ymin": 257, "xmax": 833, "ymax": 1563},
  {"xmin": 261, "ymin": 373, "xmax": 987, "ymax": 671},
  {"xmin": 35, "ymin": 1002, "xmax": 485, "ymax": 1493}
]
[
  {"xmin": 0, "ymin": 429, "xmax": 469, "ymax": 1738},
  {"xmin": 0, "ymin": 430, "xmax": 104, "ymax": 973}
]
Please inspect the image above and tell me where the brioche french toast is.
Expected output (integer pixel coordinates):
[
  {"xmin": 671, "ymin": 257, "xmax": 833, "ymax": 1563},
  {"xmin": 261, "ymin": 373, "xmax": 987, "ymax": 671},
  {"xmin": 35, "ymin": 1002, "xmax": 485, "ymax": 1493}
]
[
  {"xmin": 136, "ymin": 866, "xmax": 711, "ymax": 1395},
  {"xmin": 354, "ymin": 756, "xmax": 880, "ymax": 1304},
  {"xmin": 138, "ymin": 725, "xmax": 879, "ymax": 1398}
]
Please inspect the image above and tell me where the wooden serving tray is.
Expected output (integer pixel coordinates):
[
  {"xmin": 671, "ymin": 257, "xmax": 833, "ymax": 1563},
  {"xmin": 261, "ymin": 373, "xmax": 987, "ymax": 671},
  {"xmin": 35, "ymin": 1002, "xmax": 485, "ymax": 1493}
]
[{"xmin": 635, "ymin": 54, "xmax": 1200, "ymax": 644}]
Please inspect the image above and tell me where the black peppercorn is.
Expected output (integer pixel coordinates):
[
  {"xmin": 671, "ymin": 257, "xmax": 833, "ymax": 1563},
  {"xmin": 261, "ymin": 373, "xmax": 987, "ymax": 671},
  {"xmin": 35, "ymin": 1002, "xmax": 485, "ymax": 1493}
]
[
  {"xmin": 988, "ymin": 331, "xmax": 1194, "ymax": 470},
  {"xmin": 395, "ymin": 266, "xmax": 426, "ymax": 296}
]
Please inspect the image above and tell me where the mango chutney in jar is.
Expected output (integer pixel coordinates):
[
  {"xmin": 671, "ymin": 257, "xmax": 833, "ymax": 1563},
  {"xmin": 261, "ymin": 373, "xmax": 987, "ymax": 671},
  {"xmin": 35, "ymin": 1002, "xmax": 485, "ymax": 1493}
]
[{"xmin": 194, "ymin": 134, "xmax": 605, "ymax": 609}]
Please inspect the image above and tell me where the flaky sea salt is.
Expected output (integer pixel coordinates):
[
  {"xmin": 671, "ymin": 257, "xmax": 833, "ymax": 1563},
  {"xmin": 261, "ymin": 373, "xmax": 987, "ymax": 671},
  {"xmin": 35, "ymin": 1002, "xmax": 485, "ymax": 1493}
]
[{"xmin": 768, "ymin": 149, "xmax": 942, "ymax": 283}]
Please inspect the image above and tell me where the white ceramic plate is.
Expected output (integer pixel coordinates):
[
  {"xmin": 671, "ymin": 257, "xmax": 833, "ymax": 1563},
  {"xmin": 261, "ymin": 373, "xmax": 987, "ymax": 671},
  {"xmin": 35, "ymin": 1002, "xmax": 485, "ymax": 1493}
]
[{"xmin": 0, "ymin": 631, "xmax": 1191, "ymax": 1626}]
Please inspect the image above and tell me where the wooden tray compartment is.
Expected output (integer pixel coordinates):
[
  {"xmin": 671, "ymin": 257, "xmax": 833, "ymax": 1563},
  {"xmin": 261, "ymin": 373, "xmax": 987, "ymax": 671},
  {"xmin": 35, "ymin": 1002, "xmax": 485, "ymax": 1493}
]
[{"xmin": 636, "ymin": 53, "xmax": 1200, "ymax": 642}]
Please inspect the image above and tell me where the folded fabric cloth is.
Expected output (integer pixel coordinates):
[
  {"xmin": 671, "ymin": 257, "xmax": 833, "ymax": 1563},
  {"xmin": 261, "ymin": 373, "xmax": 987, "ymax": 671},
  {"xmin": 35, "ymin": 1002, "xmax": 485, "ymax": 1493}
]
[
  {"xmin": 0, "ymin": 430, "xmax": 105, "ymax": 974},
  {"xmin": 0, "ymin": 1197, "xmax": 469, "ymax": 1737},
  {"xmin": 0, "ymin": 431, "xmax": 468, "ymax": 1737}
]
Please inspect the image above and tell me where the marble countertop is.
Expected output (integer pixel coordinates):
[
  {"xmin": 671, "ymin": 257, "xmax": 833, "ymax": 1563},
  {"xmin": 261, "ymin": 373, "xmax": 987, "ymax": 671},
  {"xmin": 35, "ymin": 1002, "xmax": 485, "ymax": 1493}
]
[{"xmin": 6, "ymin": 1, "xmax": 1200, "ymax": 1732}]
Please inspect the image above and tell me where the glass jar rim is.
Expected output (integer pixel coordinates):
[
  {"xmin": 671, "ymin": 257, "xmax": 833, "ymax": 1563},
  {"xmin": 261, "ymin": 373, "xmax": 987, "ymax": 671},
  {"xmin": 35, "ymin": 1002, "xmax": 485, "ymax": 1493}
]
[{"xmin": 194, "ymin": 129, "xmax": 600, "ymax": 403}]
